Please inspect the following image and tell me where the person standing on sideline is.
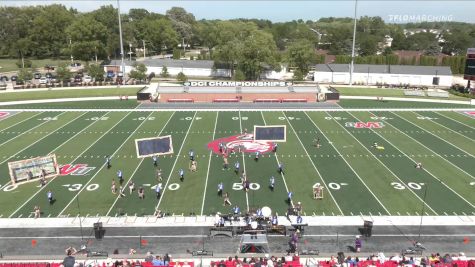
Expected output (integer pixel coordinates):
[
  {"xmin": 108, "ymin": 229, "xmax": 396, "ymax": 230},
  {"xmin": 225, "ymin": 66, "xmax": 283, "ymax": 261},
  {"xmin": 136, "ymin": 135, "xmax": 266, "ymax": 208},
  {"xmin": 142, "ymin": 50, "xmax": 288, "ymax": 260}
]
[
  {"xmin": 117, "ymin": 170, "xmax": 124, "ymax": 185},
  {"xmin": 255, "ymin": 151, "xmax": 260, "ymax": 161},
  {"xmin": 269, "ymin": 176, "xmax": 275, "ymax": 191},
  {"xmin": 106, "ymin": 155, "xmax": 111, "ymax": 169},
  {"xmin": 47, "ymin": 190, "xmax": 54, "ymax": 204},
  {"xmin": 355, "ymin": 236, "xmax": 362, "ymax": 252},
  {"xmin": 179, "ymin": 168, "xmax": 184, "ymax": 182},
  {"xmin": 217, "ymin": 182, "xmax": 223, "ymax": 197},
  {"xmin": 152, "ymin": 155, "xmax": 158, "ymax": 167}
]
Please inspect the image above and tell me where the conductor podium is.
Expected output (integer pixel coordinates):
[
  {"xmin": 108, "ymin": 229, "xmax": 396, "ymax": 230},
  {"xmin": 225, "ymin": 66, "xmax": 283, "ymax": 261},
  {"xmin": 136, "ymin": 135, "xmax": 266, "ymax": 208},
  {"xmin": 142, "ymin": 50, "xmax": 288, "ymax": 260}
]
[
  {"xmin": 358, "ymin": 220, "xmax": 373, "ymax": 237},
  {"xmin": 94, "ymin": 222, "xmax": 105, "ymax": 240}
]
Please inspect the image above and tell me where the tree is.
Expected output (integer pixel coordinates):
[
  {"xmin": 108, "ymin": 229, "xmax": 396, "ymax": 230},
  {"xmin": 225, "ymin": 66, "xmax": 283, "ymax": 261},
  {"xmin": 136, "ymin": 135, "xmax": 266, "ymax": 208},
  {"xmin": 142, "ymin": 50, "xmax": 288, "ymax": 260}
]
[
  {"xmin": 292, "ymin": 69, "xmax": 304, "ymax": 81},
  {"xmin": 56, "ymin": 63, "xmax": 72, "ymax": 83},
  {"xmin": 134, "ymin": 17, "xmax": 178, "ymax": 53},
  {"xmin": 17, "ymin": 68, "xmax": 33, "ymax": 82},
  {"xmin": 442, "ymin": 29, "xmax": 475, "ymax": 55},
  {"xmin": 129, "ymin": 63, "xmax": 148, "ymax": 82},
  {"xmin": 66, "ymin": 15, "xmax": 108, "ymax": 61},
  {"xmin": 233, "ymin": 70, "xmax": 246, "ymax": 81},
  {"xmin": 166, "ymin": 7, "xmax": 196, "ymax": 44},
  {"xmin": 176, "ymin": 72, "xmax": 188, "ymax": 82},
  {"xmin": 286, "ymin": 39, "xmax": 315, "ymax": 75},
  {"xmin": 86, "ymin": 64, "xmax": 105, "ymax": 81},
  {"xmin": 160, "ymin": 66, "xmax": 169, "ymax": 78},
  {"xmin": 28, "ymin": 5, "xmax": 74, "ymax": 58}
]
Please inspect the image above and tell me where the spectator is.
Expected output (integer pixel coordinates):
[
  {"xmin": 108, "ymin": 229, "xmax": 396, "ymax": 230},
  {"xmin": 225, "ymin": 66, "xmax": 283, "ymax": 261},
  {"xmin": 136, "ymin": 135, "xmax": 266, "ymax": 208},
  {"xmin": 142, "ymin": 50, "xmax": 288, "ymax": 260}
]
[
  {"xmin": 163, "ymin": 254, "xmax": 170, "ymax": 266},
  {"xmin": 145, "ymin": 252, "xmax": 154, "ymax": 262},
  {"xmin": 63, "ymin": 247, "xmax": 77, "ymax": 267},
  {"xmin": 152, "ymin": 256, "xmax": 163, "ymax": 266}
]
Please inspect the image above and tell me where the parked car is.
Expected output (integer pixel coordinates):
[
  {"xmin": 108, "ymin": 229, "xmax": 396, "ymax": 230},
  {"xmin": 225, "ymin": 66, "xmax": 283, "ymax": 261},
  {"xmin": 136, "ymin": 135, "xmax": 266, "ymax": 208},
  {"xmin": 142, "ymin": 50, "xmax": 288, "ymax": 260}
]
[
  {"xmin": 83, "ymin": 76, "xmax": 92, "ymax": 83},
  {"xmin": 74, "ymin": 75, "xmax": 82, "ymax": 82},
  {"xmin": 0, "ymin": 76, "xmax": 8, "ymax": 81},
  {"xmin": 15, "ymin": 80, "xmax": 24, "ymax": 85},
  {"xmin": 39, "ymin": 77, "xmax": 49, "ymax": 84},
  {"xmin": 106, "ymin": 71, "xmax": 115, "ymax": 78},
  {"xmin": 45, "ymin": 73, "xmax": 53, "ymax": 79},
  {"xmin": 34, "ymin": 73, "xmax": 41, "ymax": 79},
  {"xmin": 10, "ymin": 75, "xmax": 18, "ymax": 81},
  {"xmin": 70, "ymin": 62, "xmax": 81, "ymax": 67},
  {"xmin": 49, "ymin": 76, "xmax": 58, "ymax": 83}
]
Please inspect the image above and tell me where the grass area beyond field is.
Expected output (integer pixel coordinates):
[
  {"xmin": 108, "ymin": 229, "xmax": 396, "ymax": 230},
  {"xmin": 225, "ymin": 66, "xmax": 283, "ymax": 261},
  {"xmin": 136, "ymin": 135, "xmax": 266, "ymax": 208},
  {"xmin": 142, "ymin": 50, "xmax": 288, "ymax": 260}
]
[
  {"xmin": 336, "ymin": 87, "xmax": 468, "ymax": 100},
  {"xmin": 0, "ymin": 110, "xmax": 474, "ymax": 218},
  {"xmin": 0, "ymin": 87, "xmax": 142, "ymax": 102},
  {"xmin": 0, "ymin": 59, "xmax": 86, "ymax": 73}
]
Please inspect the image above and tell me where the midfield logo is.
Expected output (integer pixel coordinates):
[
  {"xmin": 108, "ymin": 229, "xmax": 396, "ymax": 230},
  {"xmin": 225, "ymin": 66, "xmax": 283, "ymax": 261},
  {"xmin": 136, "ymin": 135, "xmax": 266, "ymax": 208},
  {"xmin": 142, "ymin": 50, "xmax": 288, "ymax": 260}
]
[
  {"xmin": 345, "ymin": 122, "xmax": 385, "ymax": 129},
  {"xmin": 60, "ymin": 164, "xmax": 96, "ymax": 176},
  {"xmin": 208, "ymin": 134, "xmax": 273, "ymax": 154},
  {"xmin": 464, "ymin": 111, "xmax": 475, "ymax": 117}
]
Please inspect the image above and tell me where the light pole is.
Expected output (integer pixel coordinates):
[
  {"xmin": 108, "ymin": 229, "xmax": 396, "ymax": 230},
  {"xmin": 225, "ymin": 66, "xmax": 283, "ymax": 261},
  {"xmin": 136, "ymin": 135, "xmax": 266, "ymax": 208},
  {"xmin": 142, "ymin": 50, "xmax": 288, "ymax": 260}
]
[
  {"xmin": 69, "ymin": 38, "xmax": 74, "ymax": 64},
  {"xmin": 142, "ymin": 40, "xmax": 146, "ymax": 59},
  {"xmin": 117, "ymin": 0, "xmax": 125, "ymax": 77},
  {"xmin": 349, "ymin": 0, "xmax": 358, "ymax": 86},
  {"xmin": 129, "ymin": 43, "xmax": 132, "ymax": 61}
]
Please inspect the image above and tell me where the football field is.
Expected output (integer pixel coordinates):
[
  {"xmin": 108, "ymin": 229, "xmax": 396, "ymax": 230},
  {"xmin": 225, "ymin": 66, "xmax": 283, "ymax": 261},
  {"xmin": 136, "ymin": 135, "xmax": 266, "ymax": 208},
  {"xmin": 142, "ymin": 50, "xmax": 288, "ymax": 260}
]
[{"xmin": 0, "ymin": 109, "xmax": 474, "ymax": 218}]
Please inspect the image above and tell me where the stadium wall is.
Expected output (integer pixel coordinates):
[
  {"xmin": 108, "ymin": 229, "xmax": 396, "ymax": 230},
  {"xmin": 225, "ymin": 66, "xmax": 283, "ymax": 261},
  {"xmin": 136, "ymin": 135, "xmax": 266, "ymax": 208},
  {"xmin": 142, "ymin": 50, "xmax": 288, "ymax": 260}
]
[
  {"xmin": 315, "ymin": 72, "xmax": 452, "ymax": 87},
  {"xmin": 158, "ymin": 93, "xmax": 316, "ymax": 102}
]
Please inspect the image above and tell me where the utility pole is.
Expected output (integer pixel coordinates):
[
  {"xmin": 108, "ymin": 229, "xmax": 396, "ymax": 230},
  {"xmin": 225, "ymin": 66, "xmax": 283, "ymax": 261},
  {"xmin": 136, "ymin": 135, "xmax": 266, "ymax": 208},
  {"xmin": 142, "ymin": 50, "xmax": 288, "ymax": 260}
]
[
  {"xmin": 349, "ymin": 0, "xmax": 358, "ymax": 86},
  {"xmin": 69, "ymin": 38, "xmax": 74, "ymax": 64}
]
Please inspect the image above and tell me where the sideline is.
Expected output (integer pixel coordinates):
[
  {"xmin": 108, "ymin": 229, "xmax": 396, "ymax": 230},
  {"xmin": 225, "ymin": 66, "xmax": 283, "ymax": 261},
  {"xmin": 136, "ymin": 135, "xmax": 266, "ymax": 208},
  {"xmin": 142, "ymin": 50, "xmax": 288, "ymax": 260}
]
[{"xmin": 0, "ymin": 215, "xmax": 473, "ymax": 228}]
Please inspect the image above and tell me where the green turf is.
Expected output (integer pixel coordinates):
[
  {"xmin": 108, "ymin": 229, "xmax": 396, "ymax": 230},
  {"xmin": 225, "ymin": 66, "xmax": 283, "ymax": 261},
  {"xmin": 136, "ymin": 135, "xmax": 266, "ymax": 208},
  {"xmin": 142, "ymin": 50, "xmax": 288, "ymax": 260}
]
[
  {"xmin": 0, "ymin": 87, "xmax": 142, "ymax": 102},
  {"xmin": 0, "ymin": 110, "xmax": 474, "ymax": 218}
]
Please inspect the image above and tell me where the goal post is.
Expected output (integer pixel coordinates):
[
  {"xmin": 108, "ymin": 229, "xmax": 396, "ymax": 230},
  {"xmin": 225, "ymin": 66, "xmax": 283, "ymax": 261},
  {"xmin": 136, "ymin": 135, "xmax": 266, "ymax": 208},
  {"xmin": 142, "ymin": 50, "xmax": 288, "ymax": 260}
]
[{"xmin": 8, "ymin": 154, "xmax": 59, "ymax": 185}]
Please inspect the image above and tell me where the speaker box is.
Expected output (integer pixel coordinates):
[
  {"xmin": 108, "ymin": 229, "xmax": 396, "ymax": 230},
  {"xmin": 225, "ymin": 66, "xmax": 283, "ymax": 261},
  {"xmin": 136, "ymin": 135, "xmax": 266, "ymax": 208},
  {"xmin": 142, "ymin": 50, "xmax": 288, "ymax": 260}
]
[{"xmin": 432, "ymin": 77, "xmax": 440, "ymax": 85}]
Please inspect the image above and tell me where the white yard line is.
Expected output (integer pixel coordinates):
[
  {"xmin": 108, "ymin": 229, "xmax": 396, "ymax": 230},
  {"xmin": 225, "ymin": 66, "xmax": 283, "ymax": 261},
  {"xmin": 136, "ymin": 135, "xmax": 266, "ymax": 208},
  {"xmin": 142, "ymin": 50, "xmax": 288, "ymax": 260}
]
[
  {"xmin": 320, "ymin": 111, "xmax": 438, "ymax": 215},
  {"xmin": 435, "ymin": 111, "xmax": 475, "ymax": 131},
  {"xmin": 200, "ymin": 111, "xmax": 219, "ymax": 215},
  {"xmin": 57, "ymin": 111, "xmax": 140, "ymax": 216},
  {"xmin": 350, "ymin": 111, "xmax": 475, "ymax": 210},
  {"xmin": 106, "ymin": 111, "xmax": 175, "ymax": 216},
  {"xmin": 8, "ymin": 112, "xmax": 112, "ymax": 217},
  {"xmin": 282, "ymin": 111, "xmax": 343, "ymax": 215},
  {"xmin": 304, "ymin": 111, "xmax": 391, "ymax": 215},
  {"xmin": 412, "ymin": 111, "xmax": 475, "ymax": 141},
  {"xmin": 392, "ymin": 112, "xmax": 475, "ymax": 158},
  {"xmin": 156, "ymin": 112, "xmax": 197, "ymax": 210},
  {"xmin": 259, "ymin": 111, "xmax": 291, "ymax": 193},
  {"xmin": 238, "ymin": 111, "xmax": 250, "ymax": 212},
  {"xmin": 0, "ymin": 112, "xmax": 58, "ymax": 148},
  {"xmin": 0, "ymin": 111, "xmax": 75, "ymax": 166},
  {"xmin": 386, "ymin": 112, "xmax": 475, "ymax": 181},
  {"xmin": 0, "ymin": 111, "xmax": 44, "ymax": 132},
  {"xmin": 2, "ymin": 108, "xmax": 475, "ymax": 112}
]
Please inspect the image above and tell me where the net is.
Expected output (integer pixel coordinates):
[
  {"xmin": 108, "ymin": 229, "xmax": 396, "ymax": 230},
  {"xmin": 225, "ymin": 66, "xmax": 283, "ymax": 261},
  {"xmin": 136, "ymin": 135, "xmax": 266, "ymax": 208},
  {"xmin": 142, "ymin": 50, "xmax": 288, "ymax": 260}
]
[{"xmin": 8, "ymin": 154, "xmax": 59, "ymax": 184}]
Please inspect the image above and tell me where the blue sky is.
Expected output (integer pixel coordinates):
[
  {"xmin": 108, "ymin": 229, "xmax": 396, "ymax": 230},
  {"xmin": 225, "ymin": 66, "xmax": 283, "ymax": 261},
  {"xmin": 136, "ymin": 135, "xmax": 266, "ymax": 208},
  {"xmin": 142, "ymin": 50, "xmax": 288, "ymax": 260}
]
[{"xmin": 3, "ymin": 1, "xmax": 475, "ymax": 23}]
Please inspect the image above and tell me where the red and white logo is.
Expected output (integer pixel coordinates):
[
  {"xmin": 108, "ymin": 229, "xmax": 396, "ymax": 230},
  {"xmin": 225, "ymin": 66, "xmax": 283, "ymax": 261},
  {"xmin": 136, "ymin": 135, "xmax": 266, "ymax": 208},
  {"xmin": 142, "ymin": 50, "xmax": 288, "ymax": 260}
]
[
  {"xmin": 464, "ymin": 111, "xmax": 475, "ymax": 117},
  {"xmin": 0, "ymin": 112, "xmax": 9, "ymax": 119},
  {"xmin": 208, "ymin": 134, "xmax": 273, "ymax": 155},
  {"xmin": 345, "ymin": 122, "xmax": 385, "ymax": 129},
  {"xmin": 60, "ymin": 164, "xmax": 96, "ymax": 176}
]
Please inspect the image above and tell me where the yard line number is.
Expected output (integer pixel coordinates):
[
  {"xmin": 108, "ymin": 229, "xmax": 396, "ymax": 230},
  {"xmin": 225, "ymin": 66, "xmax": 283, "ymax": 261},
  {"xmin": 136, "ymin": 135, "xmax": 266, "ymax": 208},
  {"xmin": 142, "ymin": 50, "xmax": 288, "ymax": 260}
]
[
  {"xmin": 232, "ymin": 182, "xmax": 260, "ymax": 191},
  {"xmin": 391, "ymin": 182, "xmax": 424, "ymax": 190},
  {"xmin": 62, "ymin": 183, "xmax": 99, "ymax": 191},
  {"xmin": 314, "ymin": 182, "xmax": 348, "ymax": 190}
]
